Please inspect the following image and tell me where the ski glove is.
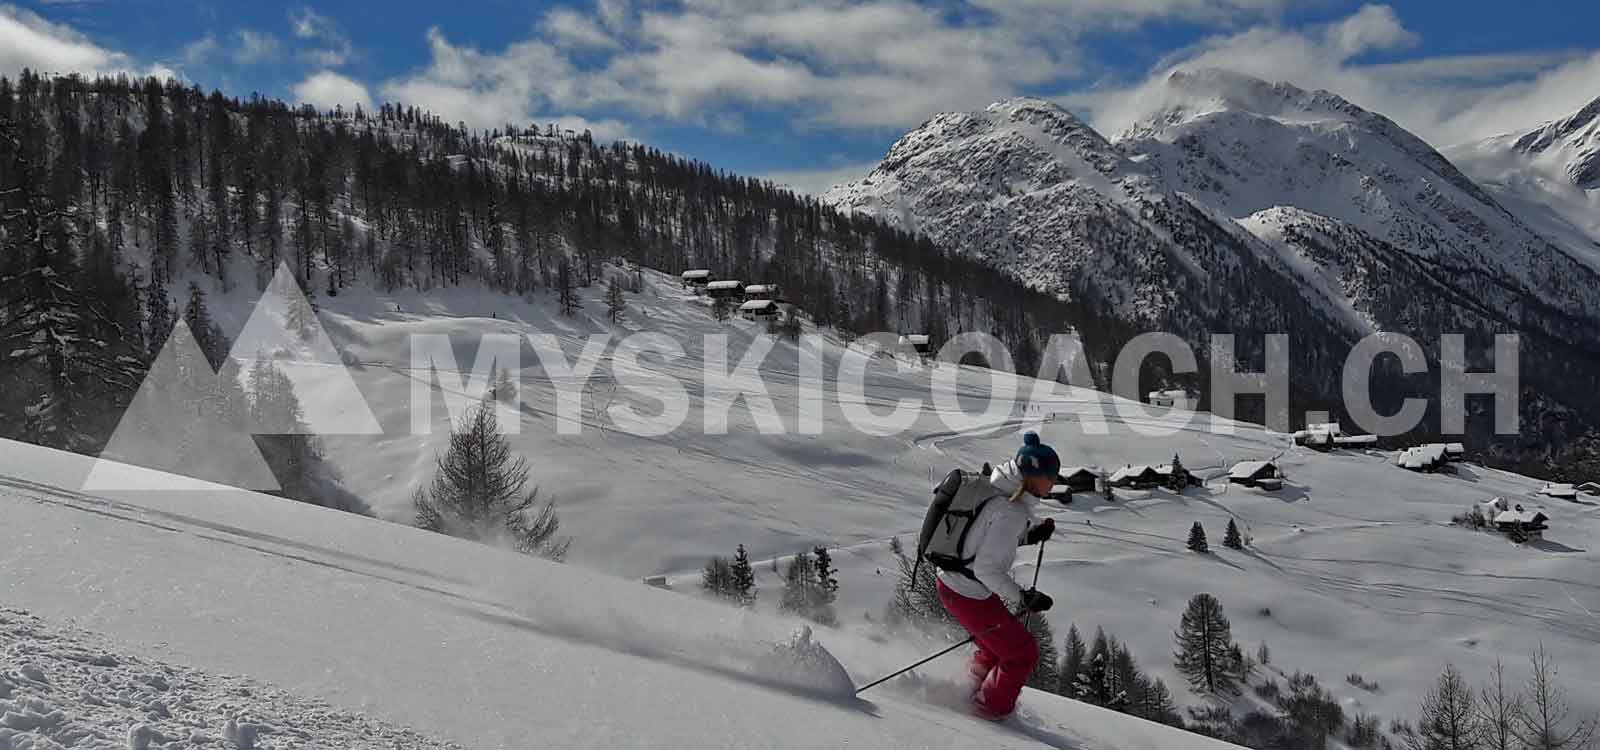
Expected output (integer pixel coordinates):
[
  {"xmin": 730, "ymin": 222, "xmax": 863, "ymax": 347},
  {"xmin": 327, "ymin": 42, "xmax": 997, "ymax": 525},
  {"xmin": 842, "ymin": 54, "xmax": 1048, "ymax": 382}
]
[
  {"xmin": 1021, "ymin": 589, "xmax": 1053, "ymax": 613},
  {"xmin": 1023, "ymin": 518, "xmax": 1055, "ymax": 545}
]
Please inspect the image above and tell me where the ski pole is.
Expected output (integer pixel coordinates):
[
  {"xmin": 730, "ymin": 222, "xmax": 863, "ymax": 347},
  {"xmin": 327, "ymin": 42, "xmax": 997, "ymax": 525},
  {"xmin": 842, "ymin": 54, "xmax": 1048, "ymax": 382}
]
[
  {"xmin": 1019, "ymin": 538, "xmax": 1047, "ymax": 630},
  {"xmin": 855, "ymin": 539, "xmax": 1047, "ymax": 695}
]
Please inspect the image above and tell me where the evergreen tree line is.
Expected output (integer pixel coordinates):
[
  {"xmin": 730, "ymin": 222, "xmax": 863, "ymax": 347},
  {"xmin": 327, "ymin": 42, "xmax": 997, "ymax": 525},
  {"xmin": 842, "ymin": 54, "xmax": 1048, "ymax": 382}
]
[
  {"xmin": 0, "ymin": 70, "xmax": 1142, "ymax": 464},
  {"xmin": 703, "ymin": 544, "xmax": 840, "ymax": 626}
]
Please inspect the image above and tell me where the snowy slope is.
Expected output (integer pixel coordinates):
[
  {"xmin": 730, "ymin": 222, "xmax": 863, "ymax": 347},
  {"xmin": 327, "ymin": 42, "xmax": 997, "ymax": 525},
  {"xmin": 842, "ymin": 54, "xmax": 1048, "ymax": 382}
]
[
  {"xmin": 0, "ymin": 438, "xmax": 1243, "ymax": 749},
  {"xmin": 101, "ymin": 262, "xmax": 1600, "ymax": 738}
]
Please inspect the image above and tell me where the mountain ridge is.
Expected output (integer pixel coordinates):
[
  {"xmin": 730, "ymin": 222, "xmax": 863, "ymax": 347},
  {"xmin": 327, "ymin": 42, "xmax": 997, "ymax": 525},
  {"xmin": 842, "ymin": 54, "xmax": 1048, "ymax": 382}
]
[{"xmin": 826, "ymin": 71, "xmax": 1600, "ymax": 443}]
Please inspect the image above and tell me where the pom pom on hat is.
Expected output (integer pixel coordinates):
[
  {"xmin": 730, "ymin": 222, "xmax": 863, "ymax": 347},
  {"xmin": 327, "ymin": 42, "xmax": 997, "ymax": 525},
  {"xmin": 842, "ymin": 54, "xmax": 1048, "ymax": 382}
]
[{"xmin": 1015, "ymin": 431, "xmax": 1060, "ymax": 478}]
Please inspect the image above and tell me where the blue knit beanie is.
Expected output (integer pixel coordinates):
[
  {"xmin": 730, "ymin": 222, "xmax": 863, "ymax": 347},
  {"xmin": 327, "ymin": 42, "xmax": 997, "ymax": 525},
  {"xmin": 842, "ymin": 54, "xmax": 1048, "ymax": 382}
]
[{"xmin": 1015, "ymin": 431, "xmax": 1061, "ymax": 478}]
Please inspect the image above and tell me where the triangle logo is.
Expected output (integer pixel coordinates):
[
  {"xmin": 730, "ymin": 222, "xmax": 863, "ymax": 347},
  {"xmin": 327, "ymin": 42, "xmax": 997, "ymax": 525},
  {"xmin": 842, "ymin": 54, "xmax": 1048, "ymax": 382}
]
[
  {"xmin": 229, "ymin": 263, "xmax": 382, "ymax": 435},
  {"xmin": 85, "ymin": 319, "xmax": 282, "ymax": 492}
]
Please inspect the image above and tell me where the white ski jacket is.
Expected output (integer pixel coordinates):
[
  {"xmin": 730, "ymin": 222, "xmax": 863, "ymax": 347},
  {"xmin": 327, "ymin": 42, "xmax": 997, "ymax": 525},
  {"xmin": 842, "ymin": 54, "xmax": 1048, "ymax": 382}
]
[{"xmin": 936, "ymin": 460, "xmax": 1041, "ymax": 602}]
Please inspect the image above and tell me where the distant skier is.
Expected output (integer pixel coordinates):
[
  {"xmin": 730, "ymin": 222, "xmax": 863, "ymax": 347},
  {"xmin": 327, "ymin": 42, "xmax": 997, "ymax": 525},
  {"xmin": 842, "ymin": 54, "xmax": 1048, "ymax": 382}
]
[{"xmin": 916, "ymin": 432, "xmax": 1058, "ymax": 720}]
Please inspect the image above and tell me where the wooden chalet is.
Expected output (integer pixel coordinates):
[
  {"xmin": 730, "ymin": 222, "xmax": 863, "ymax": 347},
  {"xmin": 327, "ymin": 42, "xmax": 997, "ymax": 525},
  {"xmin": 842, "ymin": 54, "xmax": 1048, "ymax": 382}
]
[
  {"xmin": 1540, "ymin": 483, "xmax": 1578, "ymax": 500},
  {"xmin": 681, "ymin": 269, "xmax": 711, "ymax": 288},
  {"xmin": 1228, "ymin": 460, "xmax": 1282, "ymax": 488},
  {"xmin": 1397, "ymin": 444, "xmax": 1449, "ymax": 472},
  {"xmin": 900, "ymin": 334, "xmax": 932, "ymax": 357},
  {"xmin": 705, "ymin": 279, "xmax": 743, "ymax": 299},
  {"xmin": 739, "ymin": 299, "xmax": 780, "ymax": 320},
  {"xmin": 1048, "ymin": 467, "xmax": 1100, "ymax": 501},
  {"xmin": 1109, "ymin": 464, "xmax": 1162, "ymax": 489},
  {"xmin": 1493, "ymin": 507, "xmax": 1549, "ymax": 540}
]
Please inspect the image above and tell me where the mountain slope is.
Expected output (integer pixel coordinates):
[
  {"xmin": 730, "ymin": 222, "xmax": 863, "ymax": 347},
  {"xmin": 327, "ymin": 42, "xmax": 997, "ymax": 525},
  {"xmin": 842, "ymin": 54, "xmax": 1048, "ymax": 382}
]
[
  {"xmin": 825, "ymin": 74, "xmax": 1600, "ymax": 439},
  {"xmin": 823, "ymin": 96, "xmax": 1365, "ymax": 410},
  {"xmin": 0, "ymin": 438, "xmax": 1243, "ymax": 749},
  {"xmin": 1447, "ymin": 95, "xmax": 1600, "ymax": 272},
  {"xmin": 1117, "ymin": 70, "xmax": 1600, "ymax": 331}
]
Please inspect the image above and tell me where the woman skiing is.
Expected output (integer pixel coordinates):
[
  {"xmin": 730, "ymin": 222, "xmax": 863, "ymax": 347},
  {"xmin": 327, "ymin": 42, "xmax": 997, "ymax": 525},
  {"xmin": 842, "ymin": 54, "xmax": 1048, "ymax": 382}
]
[{"xmin": 930, "ymin": 432, "xmax": 1058, "ymax": 720}]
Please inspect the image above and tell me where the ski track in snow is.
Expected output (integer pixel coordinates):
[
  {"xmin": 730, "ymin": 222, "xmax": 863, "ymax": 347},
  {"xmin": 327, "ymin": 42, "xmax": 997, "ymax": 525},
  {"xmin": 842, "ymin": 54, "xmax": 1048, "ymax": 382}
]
[{"xmin": 0, "ymin": 607, "xmax": 459, "ymax": 750}]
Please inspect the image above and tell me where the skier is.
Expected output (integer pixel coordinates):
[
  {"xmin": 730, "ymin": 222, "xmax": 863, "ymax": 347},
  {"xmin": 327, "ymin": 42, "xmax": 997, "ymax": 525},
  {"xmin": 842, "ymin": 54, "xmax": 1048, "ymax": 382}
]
[{"xmin": 919, "ymin": 432, "xmax": 1058, "ymax": 721}]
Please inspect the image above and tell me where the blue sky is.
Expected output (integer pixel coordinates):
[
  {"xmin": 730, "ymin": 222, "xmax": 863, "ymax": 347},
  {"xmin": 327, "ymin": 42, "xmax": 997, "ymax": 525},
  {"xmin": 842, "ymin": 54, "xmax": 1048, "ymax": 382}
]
[{"xmin": 5, "ymin": 1, "xmax": 1599, "ymax": 193}]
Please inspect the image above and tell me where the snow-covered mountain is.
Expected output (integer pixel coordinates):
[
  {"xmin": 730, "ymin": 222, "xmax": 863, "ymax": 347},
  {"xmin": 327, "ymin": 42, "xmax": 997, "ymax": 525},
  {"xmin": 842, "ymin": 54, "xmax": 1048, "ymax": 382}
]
[
  {"xmin": 1447, "ymin": 95, "xmax": 1600, "ymax": 272},
  {"xmin": 825, "ymin": 71, "xmax": 1600, "ymax": 436},
  {"xmin": 1120, "ymin": 70, "xmax": 1600, "ymax": 317},
  {"xmin": 820, "ymin": 96, "xmax": 1368, "ymax": 413},
  {"xmin": 1511, "ymin": 96, "xmax": 1600, "ymax": 190}
]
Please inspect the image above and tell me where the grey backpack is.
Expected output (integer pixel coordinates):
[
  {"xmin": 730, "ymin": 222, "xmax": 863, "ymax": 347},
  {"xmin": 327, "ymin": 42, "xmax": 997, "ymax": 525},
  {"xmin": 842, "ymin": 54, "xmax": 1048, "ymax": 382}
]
[{"xmin": 916, "ymin": 469, "xmax": 1005, "ymax": 578}]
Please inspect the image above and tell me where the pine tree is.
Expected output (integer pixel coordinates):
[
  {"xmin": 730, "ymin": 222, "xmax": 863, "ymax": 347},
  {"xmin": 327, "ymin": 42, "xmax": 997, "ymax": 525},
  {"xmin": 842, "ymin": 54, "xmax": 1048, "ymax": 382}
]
[
  {"xmin": 1224, "ymin": 518, "xmax": 1244, "ymax": 550},
  {"xmin": 1282, "ymin": 672, "xmax": 1345, "ymax": 749},
  {"xmin": 1174, "ymin": 593, "xmax": 1237, "ymax": 695},
  {"xmin": 1058, "ymin": 624, "xmax": 1087, "ymax": 698},
  {"xmin": 605, "ymin": 275, "xmax": 626, "ymax": 324},
  {"xmin": 412, "ymin": 402, "xmax": 571, "ymax": 560},
  {"xmin": 1230, "ymin": 641, "xmax": 1256, "ymax": 682},
  {"xmin": 702, "ymin": 556, "xmax": 735, "ymax": 599},
  {"xmin": 712, "ymin": 295, "xmax": 733, "ymax": 322},
  {"xmin": 779, "ymin": 550, "xmax": 836, "ymax": 626},
  {"xmin": 1407, "ymin": 663, "xmax": 1477, "ymax": 750},
  {"xmin": 1077, "ymin": 627, "xmax": 1113, "ymax": 705},
  {"xmin": 183, "ymin": 282, "xmax": 228, "ymax": 369},
  {"xmin": 813, "ymin": 546, "xmax": 839, "ymax": 605},
  {"xmin": 1168, "ymin": 454, "xmax": 1187, "ymax": 491},
  {"xmin": 1187, "ymin": 522, "xmax": 1209, "ymax": 553},
  {"xmin": 1142, "ymin": 678, "xmax": 1179, "ymax": 725},
  {"xmin": 730, "ymin": 544, "xmax": 757, "ymax": 607},
  {"xmin": 1025, "ymin": 614, "xmax": 1059, "ymax": 692},
  {"xmin": 1258, "ymin": 641, "xmax": 1271, "ymax": 666},
  {"xmin": 557, "ymin": 258, "xmax": 581, "ymax": 317}
]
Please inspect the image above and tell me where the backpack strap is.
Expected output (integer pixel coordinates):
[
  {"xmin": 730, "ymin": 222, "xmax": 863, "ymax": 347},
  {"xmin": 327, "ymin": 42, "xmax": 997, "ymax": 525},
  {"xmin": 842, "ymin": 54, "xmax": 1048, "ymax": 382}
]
[{"xmin": 947, "ymin": 495, "xmax": 994, "ymax": 580}]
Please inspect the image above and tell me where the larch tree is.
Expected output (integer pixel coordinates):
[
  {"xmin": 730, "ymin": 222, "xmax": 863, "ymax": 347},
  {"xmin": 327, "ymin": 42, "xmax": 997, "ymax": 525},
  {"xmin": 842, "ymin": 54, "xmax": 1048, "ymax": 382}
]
[
  {"xmin": 413, "ymin": 402, "xmax": 571, "ymax": 560},
  {"xmin": 1513, "ymin": 644, "xmax": 1598, "ymax": 750},
  {"xmin": 1174, "ymin": 593, "xmax": 1236, "ymax": 695},
  {"xmin": 1406, "ymin": 663, "xmax": 1478, "ymax": 750}
]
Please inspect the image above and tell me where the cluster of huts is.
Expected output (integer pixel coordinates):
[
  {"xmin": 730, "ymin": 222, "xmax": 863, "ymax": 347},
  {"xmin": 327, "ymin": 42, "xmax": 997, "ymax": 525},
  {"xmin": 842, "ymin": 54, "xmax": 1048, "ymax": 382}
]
[
  {"xmin": 1540, "ymin": 482, "xmax": 1600, "ymax": 500},
  {"xmin": 1477, "ymin": 497, "xmax": 1550, "ymax": 541},
  {"xmin": 680, "ymin": 270, "xmax": 790, "ymax": 321},
  {"xmin": 682, "ymin": 270, "xmax": 938, "ymax": 357},
  {"xmin": 1393, "ymin": 442, "xmax": 1466, "ymax": 472},
  {"xmin": 1293, "ymin": 421, "xmax": 1378, "ymax": 451}
]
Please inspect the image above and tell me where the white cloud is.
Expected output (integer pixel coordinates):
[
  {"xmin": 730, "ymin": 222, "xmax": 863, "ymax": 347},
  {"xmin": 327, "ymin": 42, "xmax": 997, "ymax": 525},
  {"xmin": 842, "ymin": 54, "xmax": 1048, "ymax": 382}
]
[
  {"xmin": 293, "ymin": 70, "xmax": 372, "ymax": 113},
  {"xmin": 1323, "ymin": 3, "xmax": 1416, "ymax": 58},
  {"xmin": 1072, "ymin": 4, "xmax": 1600, "ymax": 147},
  {"xmin": 0, "ymin": 4, "xmax": 134, "ymax": 75},
  {"xmin": 380, "ymin": 0, "xmax": 1094, "ymax": 133},
  {"xmin": 288, "ymin": 7, "xmax": 352, "ymax": 67},
  {"xmin": 180, "ymin": 34, "xmax": 217, "ymax": 67},
  {"xmin": 233, "ymin": 29, "xmax": 280, "ymax": 65},
  {"xmin": 762, "ymin": 160, "xmax": 876, "ymax": 196},
  {"xmin": 544, "ymin": 7, "xmax": 618, "ymax": 50}
]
